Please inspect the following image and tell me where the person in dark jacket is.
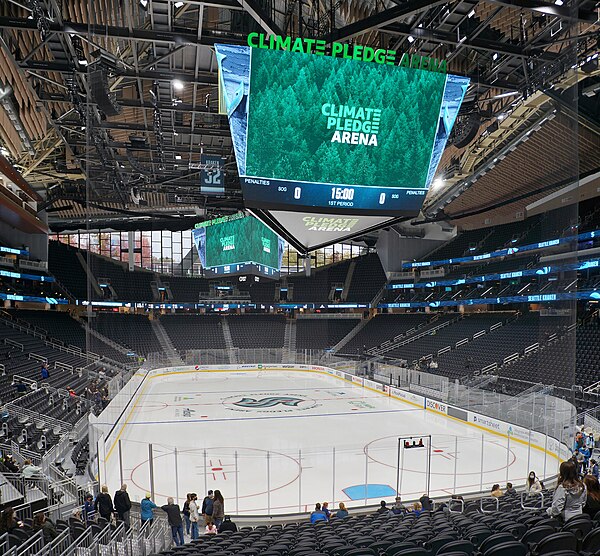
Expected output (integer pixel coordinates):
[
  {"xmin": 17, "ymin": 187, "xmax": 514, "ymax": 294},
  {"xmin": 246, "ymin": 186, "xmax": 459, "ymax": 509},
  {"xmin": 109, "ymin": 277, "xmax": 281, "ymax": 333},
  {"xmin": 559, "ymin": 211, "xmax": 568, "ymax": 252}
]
[
  {"xmin": 583, "ymin": 475, "xmax": 600, "ymax": 518},
  {"xmin": 161, "ymin": 497, "xmax": 184, "ymax": 546},
  {"xmin": 218, "ymin": 515, "xmax": 238, "ymax": 533},
  {"xmin": 419, "ymin": 494, "xmax": 433, "ymax": 511},
  {"xmin": 201, "ymin": 490, "xmax": 214, "ymax": 524},
  {"xmin": 212, "ymin": 490, "xmax": 224, "ymax": 528},
  {"xmin": 0, "ymin": 507, "xmax": 22, "ymax": 534},
  {"xmin": 33, "ymin": 512, "xmax": 58, "ymax": 543},
  {"xmin": 376, "ymin": 500, "xmax": 388, "ymax": 514},
  {"xmin": 95, "ymin": 485, "xmax": 114, "ymax": 522},
  {"xmin": 114, "ymin": 484, "xmax": 131, "ymax": 528}
]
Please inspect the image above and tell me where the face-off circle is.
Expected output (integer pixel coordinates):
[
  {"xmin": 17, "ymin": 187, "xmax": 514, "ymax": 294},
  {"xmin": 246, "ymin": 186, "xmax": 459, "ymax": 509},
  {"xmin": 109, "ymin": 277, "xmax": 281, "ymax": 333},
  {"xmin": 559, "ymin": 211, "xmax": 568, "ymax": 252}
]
[{"xmin": 222, "ymin": 391, "xmax": 319, "ymax": 413}]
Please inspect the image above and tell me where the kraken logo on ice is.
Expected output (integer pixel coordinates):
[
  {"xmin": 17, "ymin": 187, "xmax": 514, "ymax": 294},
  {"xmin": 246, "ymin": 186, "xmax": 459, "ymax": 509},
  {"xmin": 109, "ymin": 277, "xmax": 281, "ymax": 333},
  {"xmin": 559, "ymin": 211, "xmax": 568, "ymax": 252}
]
[
  {"xmin": 223, "ymin": 392, "xmax": 319, "ymax": 413},
  {"xmin": 233, "ymin": 396, "xmax": 304, "ymax": 408}
]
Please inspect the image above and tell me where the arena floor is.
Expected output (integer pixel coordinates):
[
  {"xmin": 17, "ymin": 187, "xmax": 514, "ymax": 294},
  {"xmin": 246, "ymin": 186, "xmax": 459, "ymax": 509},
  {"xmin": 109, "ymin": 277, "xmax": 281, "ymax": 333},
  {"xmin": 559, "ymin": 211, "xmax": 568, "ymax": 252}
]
[{"xmin": 105, "ymin": 369, "xmax": 551, "ymax": 515}]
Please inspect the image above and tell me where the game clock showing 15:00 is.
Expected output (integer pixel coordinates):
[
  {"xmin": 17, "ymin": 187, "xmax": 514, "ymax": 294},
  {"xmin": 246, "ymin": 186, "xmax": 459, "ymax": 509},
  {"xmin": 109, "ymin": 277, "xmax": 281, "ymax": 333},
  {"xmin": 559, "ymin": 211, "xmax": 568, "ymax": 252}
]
[{"xmin": 216, "ymin": 43, "xmax": 469, "ymax": 216}]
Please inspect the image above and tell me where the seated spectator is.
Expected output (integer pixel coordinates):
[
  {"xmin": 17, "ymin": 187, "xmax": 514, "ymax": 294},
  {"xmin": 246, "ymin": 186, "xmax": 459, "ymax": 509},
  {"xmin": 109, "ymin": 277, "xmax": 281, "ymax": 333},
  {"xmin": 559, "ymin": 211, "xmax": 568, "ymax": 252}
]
[
  {"xmin": 547, "ymin": 461, "xmax": 587, "ymax": 521},
  {"xmin": 390, "ymin": 496, "xmax": 405, "ymax": 515},
  {"xmin": 335, "ymin": 503, "xmax": 348, "ymax": 519},
  {"xmin": 0, "ymin": 507, "xmax": 23, "ymax": 534},
  {"xmin": 583, "ymin": 475, "xmax": 600, "ymax": 518},
  {"xmin": 376, "ymin": 500, "xmax": 388, "ymax": 514},
  {"xmin": 21, "ymin": 459, "xmax": 45, "ymax": 481},
  {"xmin": 33, "ymin": 512, "xmax": 58, "ymax": 543},
  {"xmin": 419, "ymin": 494, "xmax": 433, "ymax": 511},
  {"xmin": 491, "ymin": 484, "xmax": 503, "ymax": 498},
  {"xmin": 322, "ymin": 501, "xmax": 331, "ymax": 520},
  {"xmin": 310, "ymin": 503, "xmax": 327, "ymax": 524},
  {"xmin": 205, "ymin": 519, "xmax": 217, "ymax": 535},
  {"xmin": 2, "ymin": 454, "xmax": 19, "ymax": 473},
  {"xmin": 526, "ymin": 471, "xmax": 543, "ymax": 495},
  {"xmin": 217, "ymin": 516, "xmax": 237, "ymax": 533},
  {"xmin": 505, "ymin": 482, "xmax": 517, "ymax": 496},
  {"xmin": 409, "ymin": 502, "xmax": 422, "ymax": 516}
]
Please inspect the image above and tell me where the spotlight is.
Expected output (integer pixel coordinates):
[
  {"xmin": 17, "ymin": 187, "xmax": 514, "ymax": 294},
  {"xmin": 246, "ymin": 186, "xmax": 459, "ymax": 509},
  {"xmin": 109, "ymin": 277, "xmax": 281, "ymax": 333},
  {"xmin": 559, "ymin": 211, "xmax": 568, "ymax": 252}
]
[
  {"xmin": 468, "ymin": 8, "xmax": 475, "ymax": 17},
  {"xmin": 140, "ymin": 0, "xmax": 148, "ymax": 7},
  {"xmin": 175, "ymin": 1, "xmax": 184, "ymax": 6},
  {"xmin": 407, "ymin": 36, "xmax": 415, "ymax": 43},
  {"xmin": 172, "ymin": 79, "xmax": 184, "ymax": 91}
]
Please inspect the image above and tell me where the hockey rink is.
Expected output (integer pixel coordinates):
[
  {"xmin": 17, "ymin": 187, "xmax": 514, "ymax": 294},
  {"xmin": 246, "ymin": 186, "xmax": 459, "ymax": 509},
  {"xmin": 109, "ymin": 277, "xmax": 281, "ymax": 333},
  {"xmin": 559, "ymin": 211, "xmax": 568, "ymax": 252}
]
[{"xmin": 103, "ymin": 369, "xmax": 554, "ymax": 515}]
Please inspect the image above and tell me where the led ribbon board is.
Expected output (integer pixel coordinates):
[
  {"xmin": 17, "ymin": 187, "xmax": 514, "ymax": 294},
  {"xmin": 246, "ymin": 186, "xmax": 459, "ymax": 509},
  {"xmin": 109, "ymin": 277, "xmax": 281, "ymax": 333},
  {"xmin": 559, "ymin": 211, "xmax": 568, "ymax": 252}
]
[{"xmin": 215, "ymin": 39, "xmax": 469, "ymax": 218}]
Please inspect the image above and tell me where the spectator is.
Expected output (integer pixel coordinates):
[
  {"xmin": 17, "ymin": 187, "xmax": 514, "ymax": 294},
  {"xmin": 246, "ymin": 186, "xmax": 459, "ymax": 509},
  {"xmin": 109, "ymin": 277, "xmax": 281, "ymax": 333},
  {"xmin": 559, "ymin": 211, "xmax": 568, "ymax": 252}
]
[
  {"xmin": 419, "ymin": 494, "xmax": 433, "ymax": 511},
  {"xmin": 141, "ymin": 493, "xmax": 157, "ymax": 526},
  {"xmin": 591, "ymin": 459, "xmax": 599, "ymax": 480},
  {"xmin": 83, "ymin": 493, "xmax": 96, "ymax": 524},
  {"xmin": 390, "ymin": 496, "xmax": 406, "ymax": 515},
  {"xmin": 21, "ymin": 459, "xmax": 45, "ymax": 485},
  {"xmin": 547, "ymin": 460, "xmax": 587, "ymax": 521},
  {"xmin": 218, "ymin": 515, "xmax": 238, "ymax": 533},
  {"xmin": 205, "ymin": 519, "xmax": 218, "ymax": 535},
  {"xmin": 491, "ymin": 484, "xmax": 503, "ymax": 498},
  {"xmin": 526, "ymin": 471, "xmax": 543, "ymax": 495},
  {"xmin": 505, "ymin": 483, "xmax": 517, "ymax": 496},
  {"xmin": 14, "ymin": 380, "xmax": 27, "ymax": 395},
  {"xmin": 335, "ymin": 502, "xmax": 349, "ymax": 519},
  {"xmin": 310, "ymin": 503, "xmax": 327, "ymax": 524},
  {"xmin": 410, "ymin": 502, "xmax": 422, "ymax": 516},
  {"xmin": 0, "ymin": 507, "xmax": 23, "ymax": 534},
  {"xmin": 162, "ymin": 497, "xmax": 184, "ymax": 546},
  {"xmin": 212, "ymin": 490, "xmax": 224, "ymax": 529},
  {"xmin": 3, "ymin": 454, "xmax": 19, "ymax": 473},
  {"xmin": 33, "ymin": 512, "xmax": 58, "ymax": 543},
  {"xmin": 95, "ymin": 485, "xmax": 114, "ymax": 522},
  {"xmin": 189, "ymin": 493, "xmax": 200, "ymax": 540},
  {"xmin": 183, "ymin": 493, "xmax": 192, "ymax": 536},
  {"xmin": 114, "ymin": 484, "xmax": 131, "ymax": 528},
  {"xmin": 322, "ymin": 501, "xmax": 331, "ymax": 520},
  {"xmin": 40, "ymin": 363, "xmax": 50, "ymax": 380},
  {"xmin": 201, "ymin": 490, "xmax": 214, "ymax": 524},
  {"xmin": 376, "ymin": 500, "xmax": 388, "ymax": 514},
  {"xmin": 583, "ymin": 475, "xmax": 600, "ymax": 518}
]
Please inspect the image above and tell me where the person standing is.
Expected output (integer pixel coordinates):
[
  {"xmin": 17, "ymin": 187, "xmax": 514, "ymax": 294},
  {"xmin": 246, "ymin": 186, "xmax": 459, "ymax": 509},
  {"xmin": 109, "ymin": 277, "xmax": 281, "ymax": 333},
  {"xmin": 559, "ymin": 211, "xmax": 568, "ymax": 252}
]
[
  {"xmin": 547, "ymin": 461, "xmax": 587, "ymax": 521},
  {"xmin": 83, "ymin": 493, "xmax": 96, "ymax": 525},
  {"xmin": 212, "ymin": 490, "xmax": 224, "ymax": 529},
  {"xmin": 161, "ymin": 497, "xmax": 184, "ymax": 546},
  {"xmin": 140, "ymin": 493, "xmax": 157, "ymax": 526},
  {"xmin": 189, "ymin": 493, "xmax": 200, "ymax": 540},
  {"xmin": 114, "ymin": 484, "xmax": 131, "ymax": 528},
  {"xmin": 182, "ymin": 493, "xmax": 192, "ymax": 536},
  {"xmin": 95, "ymin": 485, "xmax": 114, "ymax": 522},
  {"xmin": 201, "ymin": 490, "xmax": 214, "ymax": 524}
]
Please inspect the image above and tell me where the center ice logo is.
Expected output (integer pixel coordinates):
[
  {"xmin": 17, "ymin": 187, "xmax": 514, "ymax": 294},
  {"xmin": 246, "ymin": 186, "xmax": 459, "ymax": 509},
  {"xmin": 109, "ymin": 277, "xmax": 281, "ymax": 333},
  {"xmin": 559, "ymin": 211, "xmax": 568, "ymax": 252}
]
[
  {"xmin": 233, "ymin": 396, "xmax": 304, "ymax": 408},
  {"xmin": 223, "ymin": 392, "xmax": 319, "ymax": 413}
]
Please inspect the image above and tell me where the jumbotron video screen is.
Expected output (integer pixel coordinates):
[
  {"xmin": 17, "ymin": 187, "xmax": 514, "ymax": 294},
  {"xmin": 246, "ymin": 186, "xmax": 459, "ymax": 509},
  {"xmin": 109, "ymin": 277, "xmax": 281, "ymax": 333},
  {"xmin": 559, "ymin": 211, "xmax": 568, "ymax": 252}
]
[
  {"xmin": 192, "ymin": 214, "xmax": 285, "ymax": 277},
  {"xmin": 215, "ymin": 42, "xmax": 469, "ymax": 217}
]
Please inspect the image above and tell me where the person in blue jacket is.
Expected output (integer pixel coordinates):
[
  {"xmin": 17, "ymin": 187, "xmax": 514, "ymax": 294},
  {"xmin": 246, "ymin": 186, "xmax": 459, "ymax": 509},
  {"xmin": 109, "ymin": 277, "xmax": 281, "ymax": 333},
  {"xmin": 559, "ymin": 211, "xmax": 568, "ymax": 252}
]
[
  {"xmin": 141, "ymin": 493, "xmax": 157, "ymax": 526},
  {"xmin": 310, "ymin": 503, "xmax": 327, "ymax": 524}
]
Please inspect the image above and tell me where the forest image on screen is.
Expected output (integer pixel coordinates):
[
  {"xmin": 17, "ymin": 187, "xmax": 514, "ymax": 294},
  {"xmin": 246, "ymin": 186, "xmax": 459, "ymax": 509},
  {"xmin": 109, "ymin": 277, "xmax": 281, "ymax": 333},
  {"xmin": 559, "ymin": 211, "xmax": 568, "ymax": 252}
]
[
  {"xmin": 193, "ymin": 215, "xmax": 282, "ymax": 271},
  {"xmin": 246, "ymin": 48, "xmax": 446, "ymax": 189},
  {"xmin": 216, "ymin": 43, "xmax": 468, "ymax": 216}
]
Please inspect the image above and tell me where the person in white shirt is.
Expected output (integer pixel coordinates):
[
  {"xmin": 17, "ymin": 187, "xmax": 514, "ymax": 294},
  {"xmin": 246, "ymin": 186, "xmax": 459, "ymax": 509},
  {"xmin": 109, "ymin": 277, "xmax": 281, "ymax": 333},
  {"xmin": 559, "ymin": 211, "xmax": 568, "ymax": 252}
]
[{"xmin": 525, "ymin": 471, "xmax": 543, "ymax": 495}]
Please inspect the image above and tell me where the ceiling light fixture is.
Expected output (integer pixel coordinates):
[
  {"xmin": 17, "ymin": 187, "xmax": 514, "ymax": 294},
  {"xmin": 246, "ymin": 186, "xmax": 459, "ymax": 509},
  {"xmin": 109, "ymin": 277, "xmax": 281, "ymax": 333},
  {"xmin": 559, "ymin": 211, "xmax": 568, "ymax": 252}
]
[{"xmin": 172, "ymin": 79, "xmax": 184, "ymax": 91}]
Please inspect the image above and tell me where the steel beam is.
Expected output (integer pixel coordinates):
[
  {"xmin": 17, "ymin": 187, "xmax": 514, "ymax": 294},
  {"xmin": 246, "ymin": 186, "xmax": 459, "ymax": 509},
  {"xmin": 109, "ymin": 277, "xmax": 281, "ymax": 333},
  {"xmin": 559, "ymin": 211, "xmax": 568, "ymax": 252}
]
[
  {"xmin": 382, "ymin": 22, "xmax": 560, "ymax": 62},
  {"xmin": 237, "ymin": 0, "xmax": 284, "ymax": 36},
  {"xmin": 0, "ymin": 17, "xmax": 246, "ymax": 46},
  {"xmin": 486, "ymin": 0, "xmax": 599, "ymax": 24},
  {"xmin": 321, "ymin": 0, "xmax": 448, "ymax": 43},
  {"xmin": 58, "ymin": 120, "xmax": 230, "ymax": 137},
  {"xmin": 20, "ymin": 59, "xmax": 218, "ymax": 85}
]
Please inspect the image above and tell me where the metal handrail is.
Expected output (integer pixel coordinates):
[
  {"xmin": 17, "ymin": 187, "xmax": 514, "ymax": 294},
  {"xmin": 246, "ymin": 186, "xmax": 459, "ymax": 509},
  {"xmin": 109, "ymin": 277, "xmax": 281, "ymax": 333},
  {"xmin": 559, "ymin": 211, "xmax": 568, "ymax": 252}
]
[
  {"xmin": 521, "ymin": 491, "xmax": 545, "ymax": 510},
  {"xmin": 480, "ymin": 496, "xmax": 500, "ymax": 513}
]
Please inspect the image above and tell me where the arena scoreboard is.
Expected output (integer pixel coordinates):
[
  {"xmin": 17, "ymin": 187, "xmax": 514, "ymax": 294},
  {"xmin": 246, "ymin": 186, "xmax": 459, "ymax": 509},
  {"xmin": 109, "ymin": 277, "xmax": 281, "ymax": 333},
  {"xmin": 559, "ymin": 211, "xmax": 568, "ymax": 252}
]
[
  {"xmin": 193, "ymin": 214, "xmax": 285, "ymax": 278},
  {"xmin": 215, "ymin": 35, "xmax": 469, "ymax": 250}
]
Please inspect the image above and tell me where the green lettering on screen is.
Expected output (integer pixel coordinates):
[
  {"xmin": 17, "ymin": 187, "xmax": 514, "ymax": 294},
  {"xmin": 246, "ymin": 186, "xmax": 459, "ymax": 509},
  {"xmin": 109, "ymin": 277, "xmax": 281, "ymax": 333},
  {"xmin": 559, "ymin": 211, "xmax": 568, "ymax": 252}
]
[{"xmin": 245, "ymin": 32, "xmax": 447, "ymax": 73}]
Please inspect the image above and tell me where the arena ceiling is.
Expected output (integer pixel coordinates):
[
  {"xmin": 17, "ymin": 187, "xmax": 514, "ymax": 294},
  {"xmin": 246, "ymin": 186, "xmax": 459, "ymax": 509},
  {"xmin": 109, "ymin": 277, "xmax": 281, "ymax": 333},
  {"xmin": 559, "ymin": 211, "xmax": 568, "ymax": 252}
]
[{"xmin": 0, "ymin": 0, "xmax": 598, "ymax": 233}]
